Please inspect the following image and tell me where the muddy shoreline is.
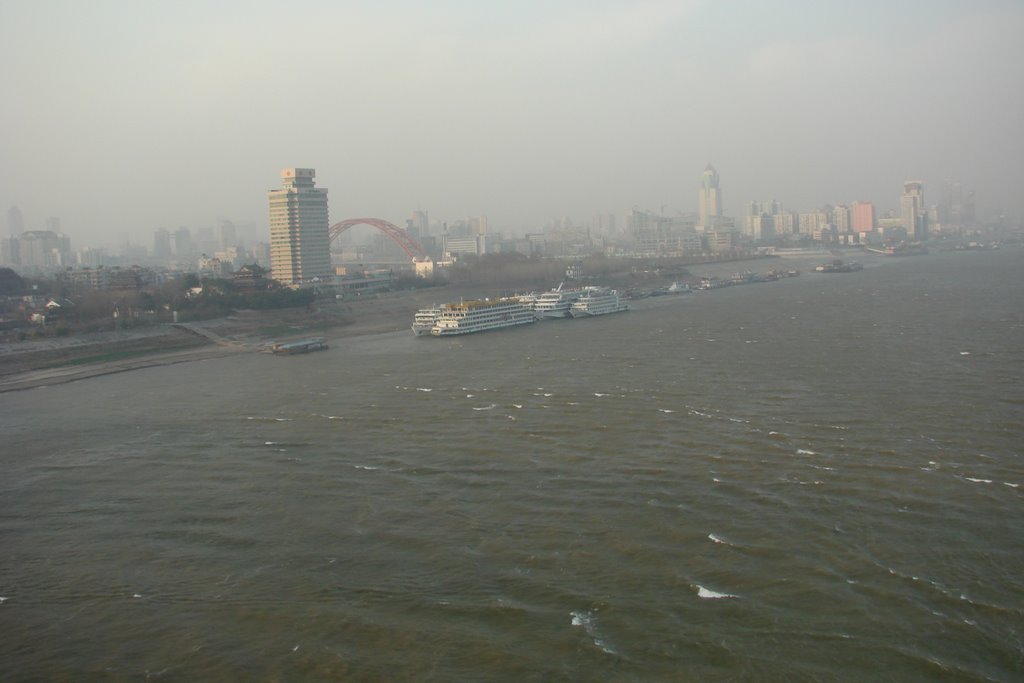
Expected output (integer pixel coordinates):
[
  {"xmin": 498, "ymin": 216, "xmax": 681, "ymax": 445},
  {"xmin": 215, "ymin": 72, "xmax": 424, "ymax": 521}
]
[
  {"xmin": 0, "ymin": 281, "xmax": 540, "ymax": 392},
  {"xmin": 0, "ymin": 291, "xmax": 436, "ymax": 393}
]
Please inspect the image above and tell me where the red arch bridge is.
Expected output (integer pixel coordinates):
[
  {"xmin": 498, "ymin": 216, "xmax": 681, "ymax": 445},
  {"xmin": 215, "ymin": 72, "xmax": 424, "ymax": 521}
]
[{"xmin": 328, "ymin": 218, "xmax": 428, "ymax": 262}]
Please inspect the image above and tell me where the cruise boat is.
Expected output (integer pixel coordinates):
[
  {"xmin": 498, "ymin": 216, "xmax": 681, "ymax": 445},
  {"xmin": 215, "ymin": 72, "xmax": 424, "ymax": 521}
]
[
  {"xmin": 533, "ymin": 282, "xmax": 584, "ymax": 319},
  {"xmin": 412, "ymin": 305, "xmax": 442, "ymax": 336},
  {"xmin": 666, "ymin": 281, "xmax": 691, "ymax": 294},
  {"xmin": 430, "ymin": 298, "xmax": 537, "ymax": 336},
  {"xmin": 568, "ymin": 287, "xmax": 629, "ymax": 317}
]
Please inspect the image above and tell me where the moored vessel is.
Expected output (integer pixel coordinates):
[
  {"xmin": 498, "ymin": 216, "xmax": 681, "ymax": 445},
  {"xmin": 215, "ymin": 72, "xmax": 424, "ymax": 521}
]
[
  {"xmin": 412, "ymin": 305, "xmax": 442, "ymax": 336},
  {"xmin": 814, "ymin": 260, "xmax": 863, "ymax": 273},
  {"xmin": 430, "ymin": 298, "xmax": 537, "ymax": 336},
  {"xmin": 568, "ymin": 287, "xmax": 628, "ymax": 317},
  {"xmin": 270, "ymin": 337, "xmax": 328, "ymax": 355},
  {"xmin": 533, "ymin": 283, "xmax": 584, "ymax": 319}
]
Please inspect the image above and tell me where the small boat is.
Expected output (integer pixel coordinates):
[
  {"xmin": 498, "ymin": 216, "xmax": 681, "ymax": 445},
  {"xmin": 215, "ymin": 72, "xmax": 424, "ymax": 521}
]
[{"xmin": 270, "ymin": 337, "xmax": 328, "ymax": 355}]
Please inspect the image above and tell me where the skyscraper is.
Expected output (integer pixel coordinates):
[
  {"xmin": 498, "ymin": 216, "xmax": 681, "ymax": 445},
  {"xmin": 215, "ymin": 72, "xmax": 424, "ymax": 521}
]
[
  {"xmin": 698, "ymin": 164, "xmax": 722, "ymax": 229},
  {"xmin": 219, "ymin": 220, "xmax": 237, "ymax": 249},
  {"xmin": 153, "ymin": 228, "xmax": 172, "ymax": 261},
  {"xmin": 900, "ymin": 181, "xmax": 927, "ymax": 241},
  {"xmin": 174, "ymin": 227, "xmax": 194, "ymax": 261},
  {"xmin": 7, "ymin": 206, "xmax": 24, "ymax": 236},
  {"xmin": 268, "ymin": 168, "xmax": 331, "ymax": 285}
]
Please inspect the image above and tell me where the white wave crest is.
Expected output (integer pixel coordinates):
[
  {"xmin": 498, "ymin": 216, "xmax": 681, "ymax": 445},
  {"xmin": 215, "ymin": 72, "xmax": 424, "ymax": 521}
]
[
  {"xmin": 570, "ymin": 610, "xmax": 618, "ymax": 655},
  {"xmin": 708, "ymin": 533, "xmax": 733, "ymax": 546},
  {"xmin": 696, "ymin": 585, "xmax": 738, "ymax": 599}
]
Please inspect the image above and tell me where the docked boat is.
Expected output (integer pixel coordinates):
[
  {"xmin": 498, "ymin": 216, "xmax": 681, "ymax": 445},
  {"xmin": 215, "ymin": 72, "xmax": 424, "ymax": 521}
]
[
  {"xmin": 533, "ymin": 283, "xmax": 584, "ymax": 319},
  {"xmin": 430, "ymin": 298, "xmax": 537, "ymax": 336},
  {"xmin": 699, "ymin": 276, "xmax": 732, "ymax": 290},
  {"xmin": 412, "ymin": 305, "xmax": 442, "ymax": 336},
  {"xmin": 568, "ymin": 287, "xmax": 628, "ymax": 317},
  {"xmin": 271, "ymin": 337, "xmax": 328, "ymax": 355},
  {"xmin": 814, "ymin": 260, "xmax": 863, "ymax": 273}
]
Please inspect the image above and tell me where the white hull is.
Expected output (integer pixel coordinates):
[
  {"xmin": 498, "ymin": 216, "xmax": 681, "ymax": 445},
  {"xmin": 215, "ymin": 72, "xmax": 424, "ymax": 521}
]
[
  {"xmin": 532, "ymin": 284, "xmax": 584, "ymax": 320},
  {"xmin": 569, "ymin": 287, "xmax": 628, "ymax": 317},
  {"xmin": 430, "ymin": 298, "xmax": 536, "ymax": 336},
  {"xmin": 412, "ymin": 306, "xmax": 442, "ymax": 337},
  {"xmin": 536, "ymin": 308, "xmax": 573, "ymax": 319}
]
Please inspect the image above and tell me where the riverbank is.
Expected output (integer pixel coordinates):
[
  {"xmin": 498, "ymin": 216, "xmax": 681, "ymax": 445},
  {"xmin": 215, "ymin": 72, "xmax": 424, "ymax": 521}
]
[
  {"xmin": 0, "ymin": 252, "xmax": 842, "ymax": 392},
  {"xmin": 0, "ymin": 284, "xmax": 513, "ymax": 392}
]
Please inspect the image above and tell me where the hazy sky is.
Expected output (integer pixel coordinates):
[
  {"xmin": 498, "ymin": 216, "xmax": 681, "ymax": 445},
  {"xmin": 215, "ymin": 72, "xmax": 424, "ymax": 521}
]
[{"xmin": 2, "ymin": 0, "xmax": 1022, "ymax": 247}]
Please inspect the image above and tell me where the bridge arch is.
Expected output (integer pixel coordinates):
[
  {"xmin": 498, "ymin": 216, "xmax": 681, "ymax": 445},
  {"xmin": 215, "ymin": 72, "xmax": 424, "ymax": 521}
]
[{"xmin": 329, "ymin": 218, "xmax": 427, "ymax": 261}]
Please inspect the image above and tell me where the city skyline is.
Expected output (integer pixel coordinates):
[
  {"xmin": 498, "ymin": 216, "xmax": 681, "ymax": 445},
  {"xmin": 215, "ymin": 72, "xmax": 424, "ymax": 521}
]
[{"xmin": 2, "ymin": 1, "xmax": 1022, "ymax": 246}]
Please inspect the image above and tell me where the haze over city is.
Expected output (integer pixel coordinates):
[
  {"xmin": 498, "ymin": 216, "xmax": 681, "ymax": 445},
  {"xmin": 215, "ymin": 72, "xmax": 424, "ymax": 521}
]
[{"xmin": 2, "ymin": 0, "xmax": 1022, "ymax": 247}]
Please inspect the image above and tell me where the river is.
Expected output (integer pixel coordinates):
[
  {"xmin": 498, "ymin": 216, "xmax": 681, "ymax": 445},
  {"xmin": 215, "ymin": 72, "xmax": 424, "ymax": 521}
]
[{"xmin": 1, "ymin": 248, "xmax": 1022, "ymax": 681}]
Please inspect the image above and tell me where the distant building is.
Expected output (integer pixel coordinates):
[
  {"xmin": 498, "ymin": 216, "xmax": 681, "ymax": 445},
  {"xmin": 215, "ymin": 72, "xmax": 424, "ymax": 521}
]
[
  {"xmin": 630, "ymin": 209, "xmax": 700, "ymax": 255},
  {"xmin": 745, "ymin": 213, "xmax": 775, "ymax": 243},
  {"xmin": 698, "ymin": 164, "xmax": 723, "ymax": 230},
  {"xmin": 774, "ymin": 212, "xmax": 796, "ymax": 236},
  {"xmin": 591, "ymin": 212, "xmax": 617, "ymax": 235},
  {"xmin": 798, "ymin": 211, "xmax": 830, "ymax": 240},
  {"xmin": 408, "ymin": 210, "xmax": 429, "ymax": 240},
  {"xmin": 900, "ymin": 181, "xmax": 928, "ymax": 241},
  {"xmin": 232, "ymin": 264, "xmax": 273, "ymax": 292},
  {"xmin": 852, "ymin": 201, "xmax": 875, "ymax": 232},
  {"xmin": 220, "ymin": 220, "xmax": 237, "ymax": 250},
  {"xmin": 745, "ymin": 200, "xmax": 785, "ymax": 243},
  {"xmin": 1, "ymin": 237, "xmax": 19, "ymax": 266},
  {"xmin": 17, "ymin": 230, "xmax": 71, "ymax": 271},
  {"xmin": 153, "ymin": 228, "xmax": 172, "ymax": 261},
  {"xmin": 831, "ymin": 204, "xmax": 851, "ymax": 234},
  {"xmin": 467, "ymin": 215, "xmax": 488, "ymax": 236},
  {"xmin": 7, "ymin": 206, "xmax": 24, "ymax": 236},
  {"xmin": 174, "ymin": 227, "xmax": 193, "ymax": 261},
  {"xmin": 442, "ymin": 233, "xmax": 486, "ymax": 258},
  {"xmin": 703, "ymin": 229, "xmax": 736, "ymax": 253},
  {"xmin": 268, "ymin": 168, "xmax": 332, "ymax": 286}
]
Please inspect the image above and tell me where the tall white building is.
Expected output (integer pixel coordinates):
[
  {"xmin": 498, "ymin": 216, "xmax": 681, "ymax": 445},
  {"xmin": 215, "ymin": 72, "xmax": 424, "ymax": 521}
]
[
  {"xmin": 268, "ymin": 168, "xmax": 332, "ymax": 285},
  {"xmin": 698, "ymin": 163, "xmax": 723, "ymax": 229}
]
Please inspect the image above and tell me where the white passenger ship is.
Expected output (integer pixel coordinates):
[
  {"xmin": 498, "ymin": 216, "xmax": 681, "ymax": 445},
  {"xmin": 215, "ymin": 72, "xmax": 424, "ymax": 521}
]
[
  {"xmin": 412, "ymin": 305, "xmax": 442, "ymax": 336},
  {"xmin": 430, "ymin": 298, "xmax": 537, "ymax": 336},
  {"xmin": 533, "ymin": 283, "xmax": 584, "ymax": 319},
  {"xmin": 569, "ymin": 287, "xmax": 629, "ymax": 317}
]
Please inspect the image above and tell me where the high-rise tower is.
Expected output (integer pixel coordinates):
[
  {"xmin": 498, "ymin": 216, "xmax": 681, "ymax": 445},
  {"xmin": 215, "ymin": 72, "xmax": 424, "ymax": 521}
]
[
  {"xmin": 900, "ymin": 181, "xmax": 927, "ymax": 242},
  {"xmin": 7, "ymin": 206, "xmax": 24, "ymax": 236},
  {"xmin": 698, "ymin": 164, "xmax": 722, "ymax": 229},
  {"xmin": 268, "ymin": 168, "xmax": 331, "ymax": 285}
]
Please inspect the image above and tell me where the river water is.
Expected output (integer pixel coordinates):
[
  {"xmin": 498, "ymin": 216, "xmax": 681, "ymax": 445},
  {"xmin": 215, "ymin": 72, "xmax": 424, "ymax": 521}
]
[{"xmin": 2, "ymin": 249, "xmax": 1022, "ymax": 681}]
